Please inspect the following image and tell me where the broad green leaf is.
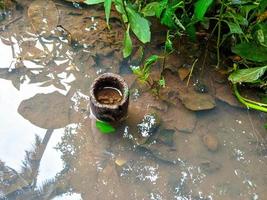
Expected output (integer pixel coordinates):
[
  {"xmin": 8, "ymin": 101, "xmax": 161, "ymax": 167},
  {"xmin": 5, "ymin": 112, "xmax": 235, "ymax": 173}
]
[
  {"xmin": 225, "ymin": 21, "xmax": 243, "ymax": 34},
  {"xmin": 104, "ymin": 0, "xmax": 112, "ymax": 26},
  {"xmin": 228, "ymin": 65, "xmax": 267, "ymax": 84},
  {"xmin": 194, "ymin": 0, "xmax": 214, "ymax": 21},
  {"xmin": 123, "ymin": 24, "xmax": 132, "ymax": 58},
  {"xmin": 84, "ymin": 0, "xmax": 104, "ymax": 5},
  {"xmin": 155, "ymin": 0, "xmax": 168, "ymax": 18},
  {"xmin": 264, "ymin": 124, "xmax": 267, "ymax": 130},
  {"xmin": 126, "ymin": 7, "xmax": 151, "ymax": 43},
  {"xmin": 141, "ymin": 2, "xmax": 159, "ymax": 17},
  {"xmin": 96, "ymin": 120, "xmax": 116, "ymax": 134},
  {"xmin": 232, "ymin": 42, "xmax": 267, "ymax": 62}
]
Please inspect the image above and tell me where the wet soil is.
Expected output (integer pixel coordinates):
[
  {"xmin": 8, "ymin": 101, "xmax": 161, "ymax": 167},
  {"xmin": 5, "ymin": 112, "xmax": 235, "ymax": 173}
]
[{"xmin": 0, "ymin": 1, "xmax": 266, "ymax": 200}]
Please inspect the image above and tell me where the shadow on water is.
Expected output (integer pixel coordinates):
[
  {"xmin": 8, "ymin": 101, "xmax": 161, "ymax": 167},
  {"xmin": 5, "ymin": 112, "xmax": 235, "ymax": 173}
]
[{"xmin": 0, "ymin": 0, "xmax": 266, "ymax": 200}]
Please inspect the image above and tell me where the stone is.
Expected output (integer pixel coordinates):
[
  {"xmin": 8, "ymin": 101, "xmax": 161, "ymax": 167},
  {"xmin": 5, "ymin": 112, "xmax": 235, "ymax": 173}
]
[
  {"xmin": 179, "ymin": 89, "xmax": 216, "ymax": 111},
  {"xmin": 202, "ymin": 134, "xmax": 219, "ymax": 152},
  {"xmin": 215, "ymin": 84, "xmax": 243, "ymax": 108},
  {"xmin": 163, "ymin": 103, "xmax": 197, "ymax": 133}
]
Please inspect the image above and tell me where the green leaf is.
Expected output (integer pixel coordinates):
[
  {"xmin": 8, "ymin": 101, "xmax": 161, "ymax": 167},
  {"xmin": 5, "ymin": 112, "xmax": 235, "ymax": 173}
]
[
  {"xmin": 264, "ymin": 124, "xmax": 267, "ymax": 130},
  {"xmin": 155, "ymin": 0, "xmax": 168, "ymax": 18},
  {"xmin": 130, "ymin": 65, "xmax": 143, "ymax": 77},
  {"xmin": 194, "ymin": 0, "xmax": 214, "ymax": 21},
  {"xmin": 259, "ymin": 0, "xmax": 267, "ymax": 12},
  {"xmin": 104, "ymin": 0, "xmax": 112, "ymax": 26},
  {"xmin": 232, "ymin": 42, "xmax": 267, "ymax": 62},
  {"xmin": 96, "ymin": 120, "xmax": 116, "ymax": 134},
  {"xmin": 123, "ymin": 24, "xmax": 132, "ymax": 58},
  {"xmin": 228, "ymin": 65, "xmax": 267, "ymax": 84},
  {"xmin": 144, "ymin": 55, "xmax": 159, "ymax": 68},
  {"xmin": 141, "ymin": 2, "xmax": 159, "ymax": 17},
  {"xmin": 143, "ymin": 55, "xmax": 159, "ymax": 76},
  {"xmin": 225, "ymin": 21, "xmax": 243, "ymax": 34},
  {"xmin": 84, "ymin": 0, "xmax": 104, "ymax": 5},
  {"xmin": 161, "ymin": 7, "xmax": 176, "ymax": 28},
  {"xmin": 126, "ymin": 7, "xmax": 151, "ymax": 43}
]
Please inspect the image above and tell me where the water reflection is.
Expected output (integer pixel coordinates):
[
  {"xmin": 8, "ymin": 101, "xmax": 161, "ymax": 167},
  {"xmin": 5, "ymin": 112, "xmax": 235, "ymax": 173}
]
[{"xmin": 0, "ymin": 0, "xmax": 266, "ymax": 200}]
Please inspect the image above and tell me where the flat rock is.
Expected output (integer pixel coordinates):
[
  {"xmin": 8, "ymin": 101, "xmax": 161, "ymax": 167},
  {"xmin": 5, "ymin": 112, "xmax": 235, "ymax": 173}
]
[
  {"xmin": 179, "ymin": 89, "xmax": 216, "ymax": 111},
  {"xmin": 215, "ymin": 84, "xmax": 243, "ymax": 108},
  {"xmin": 163, "ymin": 103, "xmax": 197, "ymax": 133},
  {"xmin": 18, "ymin": 91, "xmax": 78, "ymax": 129}
]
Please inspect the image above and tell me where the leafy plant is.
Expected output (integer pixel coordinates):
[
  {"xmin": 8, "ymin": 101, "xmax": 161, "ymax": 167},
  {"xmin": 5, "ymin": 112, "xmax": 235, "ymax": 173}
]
[
  {"xmin": 84, "ymin": 0, "xmax": 267, "ymax": 112},
  {"xmin": 229, "ymin": 65, "xmax": 267, "ymax": 84},
  {"xmin": 229, "ymin": 65, "xmax": 267, "ymax": 112},
  {"xmin": 84, "ymin": 0, "xmax": 151, "ymax": 57},
  {"xmin": 96, "ymin": 120, "xmax": 116, "ymax": 134},
  {"xmin": 130, "ymin": 54, "xmax": 159, "ymax": 85}
]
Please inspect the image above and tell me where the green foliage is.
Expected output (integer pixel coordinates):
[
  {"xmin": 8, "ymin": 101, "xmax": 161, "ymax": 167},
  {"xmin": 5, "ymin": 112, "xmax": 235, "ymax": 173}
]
[
  {"xmin": 194, "ymin": 0, "xmax": 214, "ymax": 21},
  {"xmin": 96, "ymin": 120, "xmax": 116, "ymax": 134},
  {"xmin": 131, "ymin": 55, "xmax": 159, "ymax": 83},
  {"xmin": 123, "ymin": 24, "xmax": 132, "ymax": 58},
  {"xmin": 232, "ymin": 42, "xmax": 267, "ymax": 62},
  {"xmin": 84, "ymin": 0, "xmax": 267, "ymax": 112},
  {"xmin": 84, "ymin": 0, "xmax": 104, "ymax": 5},
  {"xmin": 229, "ymin": 65, "xmax": 267, "ymax": 84},
  {"xmin": 126, "ymin": 6, "xmax": 151, "ymax": 43},
  {"xmin": 104, "ymin": 0, "xmax": 112, "ymax": 27}
]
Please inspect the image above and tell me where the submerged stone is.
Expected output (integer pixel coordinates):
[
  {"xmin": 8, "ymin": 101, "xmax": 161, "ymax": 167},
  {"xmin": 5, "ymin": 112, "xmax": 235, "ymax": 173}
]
[
  {"xmin": 179, "ymin": 89, "xmax": 216, "ymax": 111},
  {"xmin": 202, "ymin": 134, "xmax": 219, "ymax": 152}
]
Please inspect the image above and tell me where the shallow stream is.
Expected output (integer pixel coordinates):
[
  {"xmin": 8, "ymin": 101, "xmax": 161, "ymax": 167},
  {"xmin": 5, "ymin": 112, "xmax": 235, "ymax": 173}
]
[{"xmin": 0, "ymin": 1, "xmax": 266, "ymax": 200}]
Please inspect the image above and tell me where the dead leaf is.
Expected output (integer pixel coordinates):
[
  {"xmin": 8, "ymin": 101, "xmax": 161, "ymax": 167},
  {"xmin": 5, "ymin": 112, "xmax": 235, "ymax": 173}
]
[{"xmin": 178, "ymin": 68, "xmax": 190, "ymax": 81}]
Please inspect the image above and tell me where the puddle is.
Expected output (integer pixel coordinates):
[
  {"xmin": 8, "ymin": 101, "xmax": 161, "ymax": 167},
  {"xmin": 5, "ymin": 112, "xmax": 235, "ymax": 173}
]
[{"xmin": 0, "ymin": 1, "xmax": 266, "ymax": 200}]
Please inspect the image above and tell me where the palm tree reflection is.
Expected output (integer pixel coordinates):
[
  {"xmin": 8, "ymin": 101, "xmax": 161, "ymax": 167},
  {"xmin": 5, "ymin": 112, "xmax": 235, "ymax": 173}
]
[{"xmin": 0, "ymin": 129, "xmax": 70, "ymax": 200}]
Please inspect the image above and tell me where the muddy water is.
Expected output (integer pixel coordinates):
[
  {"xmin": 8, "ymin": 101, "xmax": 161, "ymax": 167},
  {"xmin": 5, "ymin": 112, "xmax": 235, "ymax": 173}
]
[{"xmin": 0, "ymin": 1, "xmax": 266, "ymax": 200}]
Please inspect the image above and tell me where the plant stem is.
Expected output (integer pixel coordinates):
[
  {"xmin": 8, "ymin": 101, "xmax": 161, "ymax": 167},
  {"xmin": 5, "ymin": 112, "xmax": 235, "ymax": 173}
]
[
  {"xmin": 216, "ymin": 1, "xmax": 225, "ymax": 68},
  {"xmin": 233, "ymin": 84, "xmax": 267, "ymax": 112},
  {"xmin": 122, "ymin": 0, "xmax": 130, "ymax": 23},
  {"xmin": 161, "ymin": 30, "xmax": 169, "ymax": 74},
  {"xmin": 186, "ymin": 58, "xmax": 198, "ymax": 86}
]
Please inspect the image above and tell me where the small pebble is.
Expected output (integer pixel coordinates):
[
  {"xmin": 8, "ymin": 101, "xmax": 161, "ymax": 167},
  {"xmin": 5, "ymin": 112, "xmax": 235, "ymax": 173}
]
[{"xmin": 202, "ymin": 134, "xmax": 219, "ymax": 152}]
